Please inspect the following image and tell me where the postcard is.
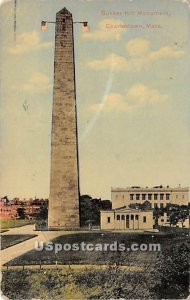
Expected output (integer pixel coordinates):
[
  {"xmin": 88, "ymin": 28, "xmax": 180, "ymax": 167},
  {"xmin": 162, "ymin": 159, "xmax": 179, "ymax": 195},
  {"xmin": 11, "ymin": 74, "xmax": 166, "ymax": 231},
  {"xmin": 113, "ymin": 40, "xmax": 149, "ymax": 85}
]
[{"xmin": 0, "ymin": 0, "xmax": 189, "ymax": 299}]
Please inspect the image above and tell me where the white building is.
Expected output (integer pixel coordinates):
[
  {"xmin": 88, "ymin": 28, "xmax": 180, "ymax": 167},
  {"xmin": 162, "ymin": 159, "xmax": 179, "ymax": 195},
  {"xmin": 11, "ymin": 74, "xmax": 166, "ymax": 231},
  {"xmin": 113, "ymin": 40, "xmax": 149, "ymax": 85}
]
[
  {"xmin": 111, "ymin": 186, "xmax": 189, "ymax": 209},
  {"xmin": 100, "ymin": 207, "xmax": 153, "ymax": 231}
]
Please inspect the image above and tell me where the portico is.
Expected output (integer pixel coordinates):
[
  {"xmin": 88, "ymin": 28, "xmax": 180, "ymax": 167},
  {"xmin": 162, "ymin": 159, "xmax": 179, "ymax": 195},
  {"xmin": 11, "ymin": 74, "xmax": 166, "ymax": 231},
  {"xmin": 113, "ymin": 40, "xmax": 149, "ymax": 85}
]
[{"xmin": 100, "ymin": 207, "xmax": 153, "ymax": 231}]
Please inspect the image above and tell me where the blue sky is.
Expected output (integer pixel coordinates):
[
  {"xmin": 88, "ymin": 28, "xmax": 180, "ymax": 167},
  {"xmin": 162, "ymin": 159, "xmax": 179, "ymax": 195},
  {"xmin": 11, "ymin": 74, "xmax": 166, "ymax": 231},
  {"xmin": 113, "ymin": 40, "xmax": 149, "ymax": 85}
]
[{"xmin": 0, "ymin": 0, "xmax": 190, "ymax": 199}]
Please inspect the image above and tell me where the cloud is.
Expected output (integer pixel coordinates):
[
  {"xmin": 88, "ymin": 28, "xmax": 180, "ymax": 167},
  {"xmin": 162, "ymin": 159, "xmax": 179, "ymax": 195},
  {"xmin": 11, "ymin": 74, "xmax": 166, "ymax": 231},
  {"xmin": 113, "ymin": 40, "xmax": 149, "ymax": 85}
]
[
  {"xmin": 126, "ymin": 38, "xmax": 150, "ymax": 56},
  {"xmin": 87, "ymin": 52, "xmax": 150, "ymax": 72},
  {"xmin": 90, "ymin": 84, "xmax": 169, "ymax": 113},
  {"xmin": 0, "ymin": 0, "xmax": 10, "ymax": 5},
  {"xmin": 88, "ymin": 38, "xmax": 185, "ymax": 72},
  {"xmin": 90, "ymin": 93, "xmax": 129, "ymax": 112},
  {"xmin": 22, "ymin": 72, "xmax": 52, "ymax": 93},
  {"xmin": 148, "ymin": 46, "xmax": 185, "ymax": 61},
  {"xmin": 82, "ymin": 19, "xmax": 126, "ymax": 41},
  {"xmin": 8, "ymin": 31, "xmax": 52, "ymax": 55},
  {"xmin": 127, "ymin": 83, "xmax": 169, "ymax": 105},
  {"xmin": 88, "ymin": 53, "xmax": 129, "ymax": 71}
]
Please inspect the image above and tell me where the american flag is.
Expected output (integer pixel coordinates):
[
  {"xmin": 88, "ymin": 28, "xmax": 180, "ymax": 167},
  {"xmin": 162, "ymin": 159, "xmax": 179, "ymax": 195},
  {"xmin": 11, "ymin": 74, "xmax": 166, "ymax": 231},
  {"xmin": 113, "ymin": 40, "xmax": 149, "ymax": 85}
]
[
  {"xmin": 82, "ymin": 22, "xmax": 89, "ymax": 33},
  {"xmin": 41, "ymin": 21, "xmax": 48, "ymax": 31}
]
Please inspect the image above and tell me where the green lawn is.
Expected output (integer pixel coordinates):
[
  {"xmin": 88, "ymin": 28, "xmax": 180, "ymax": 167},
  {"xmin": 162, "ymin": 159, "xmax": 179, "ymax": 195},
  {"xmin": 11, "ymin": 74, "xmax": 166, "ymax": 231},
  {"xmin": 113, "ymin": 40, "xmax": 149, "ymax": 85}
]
[
  {"xmin": 0, "ymin": 219, "xmax": 34, "ymax": 229},
  {"xmin": 1, "ymin": 234, "xmax": 37, "ymax": 250},
  {"xmin": 2, "ymin": 252, "xmax": 189, "ymax": 300},
  {"xmin": 1, "ymin": 268, "xmax": 151, "ymax": 300},
  {"xmin": 5, "ymin": 231, "xmax": 189, "ymax": 266},
  {"xmin": 1, "ymin": 234, "xmax": 189, "ymax": 299}
]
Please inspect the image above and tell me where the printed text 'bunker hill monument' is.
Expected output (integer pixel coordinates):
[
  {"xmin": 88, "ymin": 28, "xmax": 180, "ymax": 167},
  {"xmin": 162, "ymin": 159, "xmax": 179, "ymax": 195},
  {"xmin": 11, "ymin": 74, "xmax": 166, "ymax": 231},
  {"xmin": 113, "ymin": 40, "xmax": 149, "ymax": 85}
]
[{"xmin": 48, "ymin": 8, "xmax": 80, "ymax": 229}]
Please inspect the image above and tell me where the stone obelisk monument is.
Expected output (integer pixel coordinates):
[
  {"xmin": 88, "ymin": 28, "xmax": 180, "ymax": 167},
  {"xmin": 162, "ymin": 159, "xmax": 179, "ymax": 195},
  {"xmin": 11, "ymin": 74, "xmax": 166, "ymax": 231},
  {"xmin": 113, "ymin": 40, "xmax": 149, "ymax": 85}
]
[{"xmin": 48, "ymin": 8, "xmax": 80, "ymax": 229}]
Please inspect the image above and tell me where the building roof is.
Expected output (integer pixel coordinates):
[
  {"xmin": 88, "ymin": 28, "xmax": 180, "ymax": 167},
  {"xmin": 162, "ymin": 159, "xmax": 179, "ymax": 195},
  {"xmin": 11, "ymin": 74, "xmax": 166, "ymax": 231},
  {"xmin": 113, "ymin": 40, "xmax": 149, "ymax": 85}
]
[
  {"xmin": 101, "ymin": 206, "xmax": 152, "ymax": 213},
  {"xmin": 111, "ymin": 186, "xmax": 189, "ymax": 192}
]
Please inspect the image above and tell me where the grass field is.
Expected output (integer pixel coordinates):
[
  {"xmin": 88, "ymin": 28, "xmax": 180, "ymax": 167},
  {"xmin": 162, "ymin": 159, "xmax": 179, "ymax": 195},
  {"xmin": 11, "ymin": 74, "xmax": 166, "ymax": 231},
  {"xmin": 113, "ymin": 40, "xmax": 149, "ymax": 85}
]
[
  {"xmin": 2, "ymin": 251, "xmax": 189, "ymax": 300},
  {"xmin": 1, "ymin": 234, "xmax": 37, "ymax": 250},
  {"xmin": 0, "ymin": 219, "xmax": 34, "ymax": 229},
  {"xmin": 1, "ymin": 268, "xmax": 151, "ymax": 299},
  {"xmin": 5, "ymin": 231, "xmax": 189, "ymax": 266}
]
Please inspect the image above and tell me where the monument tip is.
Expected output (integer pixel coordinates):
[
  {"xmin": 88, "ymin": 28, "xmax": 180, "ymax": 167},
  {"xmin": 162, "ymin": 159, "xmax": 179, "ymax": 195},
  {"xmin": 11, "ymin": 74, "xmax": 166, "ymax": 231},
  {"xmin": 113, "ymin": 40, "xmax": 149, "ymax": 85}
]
[{"xmin": 57, "ymin": 7, "xmax": 72, "ymax": 16}]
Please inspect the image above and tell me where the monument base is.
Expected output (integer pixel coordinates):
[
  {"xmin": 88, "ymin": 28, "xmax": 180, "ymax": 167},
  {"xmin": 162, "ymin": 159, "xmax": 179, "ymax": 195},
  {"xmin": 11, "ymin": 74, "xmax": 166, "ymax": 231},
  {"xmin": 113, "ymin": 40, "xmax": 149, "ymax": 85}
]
[{"xmin": 48, "ymin": 226, "xmax": 81, "ymax": 231}]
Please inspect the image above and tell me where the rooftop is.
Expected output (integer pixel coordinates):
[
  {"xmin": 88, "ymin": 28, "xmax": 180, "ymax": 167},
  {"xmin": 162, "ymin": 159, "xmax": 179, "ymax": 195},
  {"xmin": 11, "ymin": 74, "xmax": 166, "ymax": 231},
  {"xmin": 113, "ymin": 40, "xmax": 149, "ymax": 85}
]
[
  {"xmin": 101, "ymin": 206, "xmax": 152, "ymax": 213},
  {"xmin": 111, "ymin": 185, "xmax": 189, "ymax": 191}
]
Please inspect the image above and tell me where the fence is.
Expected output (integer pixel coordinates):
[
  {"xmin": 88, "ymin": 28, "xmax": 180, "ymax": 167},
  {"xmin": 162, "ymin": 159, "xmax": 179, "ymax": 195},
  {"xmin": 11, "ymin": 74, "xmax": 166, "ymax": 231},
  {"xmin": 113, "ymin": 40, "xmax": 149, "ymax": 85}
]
[{"xmin": 2, "ymin": 263, "xmax": 143, "ymax": 272}]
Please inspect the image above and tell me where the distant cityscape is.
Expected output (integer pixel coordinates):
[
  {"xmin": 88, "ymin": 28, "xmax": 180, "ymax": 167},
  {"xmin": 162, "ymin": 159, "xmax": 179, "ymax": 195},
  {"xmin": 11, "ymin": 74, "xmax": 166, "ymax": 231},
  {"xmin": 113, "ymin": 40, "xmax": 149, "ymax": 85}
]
[
  {"xmin": 1, "ymin": 184, "xmax": 189, "ymax": 230},
  {"xmin": 0, "ymin": 197, "xmax": 48, "ymax": 220}
]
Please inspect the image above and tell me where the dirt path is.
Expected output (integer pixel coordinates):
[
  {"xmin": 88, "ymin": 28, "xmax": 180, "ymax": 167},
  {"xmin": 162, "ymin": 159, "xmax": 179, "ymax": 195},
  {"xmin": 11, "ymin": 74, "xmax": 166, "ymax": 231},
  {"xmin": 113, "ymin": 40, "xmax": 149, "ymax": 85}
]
[{"xmin": 0, "ymin": 225, "xmax": 87, "ymax": 266}]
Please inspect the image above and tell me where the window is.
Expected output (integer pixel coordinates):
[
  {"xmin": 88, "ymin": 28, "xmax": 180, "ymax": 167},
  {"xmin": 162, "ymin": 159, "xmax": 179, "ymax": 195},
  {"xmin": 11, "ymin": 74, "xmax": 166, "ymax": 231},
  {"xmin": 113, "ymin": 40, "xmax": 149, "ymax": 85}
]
[
  {"xmin": 126, "ymin": 215, "xmax": 129, "ymax": 220},
  {"xmin": 160, "ymin": 194, "xmax": 164, "ymax": 200},
  {"xmin": 116, "ymin": 215, "xmax": 120, "ymax": 221},
  {"xmin": 154, "ymin": 203, "xmax": 158, "ymax": 208},
  {"xmin": 107, "ymin": 217, "xmax": 110, "ymax": 223},
  {"xmin": 161, "ymin": 219, "xmax": 164, "ymax": 222},
  {"xmin": 154, "ymin": 194, "xmax": 158, "ymax": 200},
  {"xmin": 131, "ymin": 215, "xmax": 134, "ymax": 220},
  {"xmin": 160, "ymin": 203, "xmax": 164, "ymax": 209},
  {"xmin": 166, "ymin": 194, "xmax": 170, "ymax": 200},
  {"xmin": 143, "ymin": 216, "xmax": 146, "ymax": 223},
  {"xmin": 135, "ymin": 215, "xmax": 139, "ymax": 220},
  {"xmin": 142, "ymin": 194, "xmax": 146, "ymax": 200},
  {"xmin": 136, "ymin": 194, "xmax": 140, "ymax": 201},
  {"xmin": 121, "ymin": 215, "xmax": 125, "ymax": 220},
  {"xmin": 130, "ymin": 194, "xmax": 134, "ymax": 201},
  {"xmin": 148, "ymin": 194, "xmax": 152, "ymax": 200}
]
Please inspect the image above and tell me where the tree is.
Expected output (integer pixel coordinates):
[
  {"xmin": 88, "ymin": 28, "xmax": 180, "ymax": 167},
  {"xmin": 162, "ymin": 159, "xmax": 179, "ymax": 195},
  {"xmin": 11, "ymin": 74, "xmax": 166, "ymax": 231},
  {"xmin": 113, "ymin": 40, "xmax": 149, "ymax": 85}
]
[
  {"xmin": 176, "ymin": 210, "xmax": 189, "ymax": 227},
  {"xmin": 169, "ymin": 211, "xmax": 178, "ymax": 226},
  {"xmin": 101, "ymin": 200, "xmax": 112, "ymax": 210},
  {"xmin": 153, "ymin": 206, "xmax": 164, "ymax": 227},
  {"xmin": 152, "ymin": 243, "xmax": 189, "ymax": 299},
  {"xmin": 79, "ymin": 195, "xmax": 112, "ymax": 227},
  {"xmin": 168, "ymin": 206, "xmax": 189, "ymax": 227},
  {"xmin": 36, "ymin": 204, "xmax": 48, "ymax": 220},
  {"xmin": 140, "ymin": 200, "xmax": 152, "ymax": 210},
  {"xmin": 17, "ymin": 207, "xmax": 26, "ymax": 219},
  {"xmin": 129, "ymin": 203, "xmax": 140, "ymax": 209}
]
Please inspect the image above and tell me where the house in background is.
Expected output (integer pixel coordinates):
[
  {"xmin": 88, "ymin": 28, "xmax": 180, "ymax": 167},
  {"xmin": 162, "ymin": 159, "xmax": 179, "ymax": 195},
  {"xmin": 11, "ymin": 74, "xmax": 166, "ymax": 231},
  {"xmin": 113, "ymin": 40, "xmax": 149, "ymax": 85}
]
[{"xmin": 0, "ymin": 197, "xmax": 46, "ymax": 220}]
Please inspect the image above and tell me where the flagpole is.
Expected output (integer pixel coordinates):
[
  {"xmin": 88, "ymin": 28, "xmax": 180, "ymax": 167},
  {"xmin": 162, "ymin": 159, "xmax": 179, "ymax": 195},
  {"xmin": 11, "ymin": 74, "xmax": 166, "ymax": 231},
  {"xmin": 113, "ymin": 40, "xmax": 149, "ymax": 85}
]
[
  {"xmin": 14, "ymin": 0, "xmax": 17, "ymax": 42},
  {"xmin": 41, "ymin": 19, "xmax": 89, "ymax": 33},
  {"xmin": 41, "ymin": 20, "xmax": 88, "ymax": 26}
]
